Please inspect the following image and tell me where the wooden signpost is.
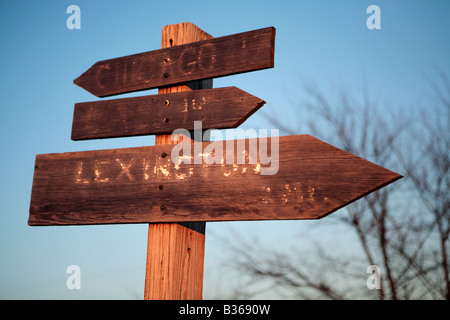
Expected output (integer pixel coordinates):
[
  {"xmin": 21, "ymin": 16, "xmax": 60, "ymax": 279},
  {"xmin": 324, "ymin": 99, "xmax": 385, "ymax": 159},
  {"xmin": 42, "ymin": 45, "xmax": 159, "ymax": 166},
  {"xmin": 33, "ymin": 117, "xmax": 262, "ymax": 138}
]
[{"xmin": 29, "ymin": 22, "xmax": 402, "ymax": 300}]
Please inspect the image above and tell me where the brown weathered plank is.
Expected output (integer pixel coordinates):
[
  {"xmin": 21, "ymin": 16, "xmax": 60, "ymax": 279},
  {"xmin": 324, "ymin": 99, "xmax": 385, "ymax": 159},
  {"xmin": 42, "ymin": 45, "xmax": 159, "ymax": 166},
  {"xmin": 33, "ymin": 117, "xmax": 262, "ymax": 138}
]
[
  {"xmin": 28, "ymin": 135, "xmax": 402, "ymax": 226},
  {"xmin": 73, "ymin": 27, "xmax": 275, "ymax": 97},
  {"xmin": 71, "ymin": 87, "xmax": 265, "ymax": 140}
]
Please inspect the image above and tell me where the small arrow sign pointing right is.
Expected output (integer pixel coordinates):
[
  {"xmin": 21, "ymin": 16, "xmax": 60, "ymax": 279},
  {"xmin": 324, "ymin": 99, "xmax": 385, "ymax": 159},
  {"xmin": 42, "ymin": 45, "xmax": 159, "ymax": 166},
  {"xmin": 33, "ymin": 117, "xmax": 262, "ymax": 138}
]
[{"xmin": 71, "ymin": 87, "xmax": 265, "ymax": 140}]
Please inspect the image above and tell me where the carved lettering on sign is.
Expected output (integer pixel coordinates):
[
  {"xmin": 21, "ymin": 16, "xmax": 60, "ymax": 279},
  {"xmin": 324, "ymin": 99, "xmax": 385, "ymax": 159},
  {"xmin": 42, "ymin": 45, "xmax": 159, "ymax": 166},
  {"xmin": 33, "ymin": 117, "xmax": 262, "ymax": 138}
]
[{"xmin": 73, "ymin": 156, "xmax": 265, "ymax": 184}]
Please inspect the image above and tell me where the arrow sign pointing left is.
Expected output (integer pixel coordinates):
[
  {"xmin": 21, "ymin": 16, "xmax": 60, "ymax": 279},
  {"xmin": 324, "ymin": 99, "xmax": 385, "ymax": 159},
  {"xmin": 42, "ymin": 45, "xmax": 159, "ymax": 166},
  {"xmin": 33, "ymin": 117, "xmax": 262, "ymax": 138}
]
[
  {"xmin": 71, "ymin": 87, "xmax": 265, "ymax": 140},
  {"xmin": 73, "ymin": 27, "xmax": 275, "ymax": 97}
]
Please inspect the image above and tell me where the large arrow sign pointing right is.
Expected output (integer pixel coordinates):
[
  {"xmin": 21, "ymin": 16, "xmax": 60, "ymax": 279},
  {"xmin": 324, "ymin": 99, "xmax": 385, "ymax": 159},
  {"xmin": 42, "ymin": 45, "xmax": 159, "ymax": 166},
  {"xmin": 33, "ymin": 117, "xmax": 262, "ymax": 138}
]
[{"xmin": 29, "ymin": 135, "xmax": 402, "ymax": 226}]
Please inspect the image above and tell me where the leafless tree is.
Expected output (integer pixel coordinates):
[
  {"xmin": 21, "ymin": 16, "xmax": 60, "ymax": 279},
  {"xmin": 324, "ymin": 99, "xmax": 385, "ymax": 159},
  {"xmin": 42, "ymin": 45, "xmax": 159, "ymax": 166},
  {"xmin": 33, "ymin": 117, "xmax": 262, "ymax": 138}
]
[
  {"xmin": 218, "ymin": 73, "xmax": 449, "ymax": 300},
  {"xmin": 395, "ymin": 69, "xmax": 450, "ymax": 299}
]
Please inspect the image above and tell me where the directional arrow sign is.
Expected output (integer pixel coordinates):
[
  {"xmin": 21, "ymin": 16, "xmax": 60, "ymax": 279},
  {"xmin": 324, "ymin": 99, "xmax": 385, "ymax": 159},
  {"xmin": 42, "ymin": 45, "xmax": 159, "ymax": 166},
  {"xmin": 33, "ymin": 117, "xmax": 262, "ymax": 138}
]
[
  {"xmin": 71, "ymin": 87, "xmax": 265, "ymax": 140},
  {"xmin": 29, "ymin": 135, "xmax": 402, "ymax": 226},
  {"xmin": 74, "ymin": 27, "xmax": 275, "ymax": 97}
]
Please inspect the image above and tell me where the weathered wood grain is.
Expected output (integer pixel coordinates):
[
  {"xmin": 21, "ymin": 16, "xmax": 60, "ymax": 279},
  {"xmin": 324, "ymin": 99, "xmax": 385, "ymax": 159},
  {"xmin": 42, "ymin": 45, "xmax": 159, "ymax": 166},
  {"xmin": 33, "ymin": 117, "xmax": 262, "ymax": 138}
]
[
  {"xmin": 71, "ymin": 87, "xmax": 265, "ymax": 140},
  {"xmin": 147, "ymin": 22, "xmax": 210, "ymax": 301},
  {"xmin": 28, "ymin": 135, "xmax": 402, "ymax": 226},
  {"xmin": 145, "ymin": 222, "xmax": 205, "ymax": 300},
  {"xmin": 73, "ymin": 27, "xmax": 275, "ymax": 97}
]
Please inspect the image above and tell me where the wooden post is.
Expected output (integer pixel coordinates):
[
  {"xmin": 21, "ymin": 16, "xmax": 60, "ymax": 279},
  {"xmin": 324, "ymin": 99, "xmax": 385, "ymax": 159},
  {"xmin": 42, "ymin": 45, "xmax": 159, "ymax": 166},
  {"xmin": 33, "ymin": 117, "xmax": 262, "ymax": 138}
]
[{"xmin": 144, "ymin": 22, "xmax": 212, "ymax": 300}]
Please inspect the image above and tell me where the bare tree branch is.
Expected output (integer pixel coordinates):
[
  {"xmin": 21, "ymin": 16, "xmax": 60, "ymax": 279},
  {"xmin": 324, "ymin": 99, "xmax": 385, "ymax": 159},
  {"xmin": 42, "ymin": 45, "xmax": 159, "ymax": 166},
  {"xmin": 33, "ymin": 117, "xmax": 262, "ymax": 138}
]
[{"xmin": 219, "ymin": 73, "xmax": 448, "ymax": 300}]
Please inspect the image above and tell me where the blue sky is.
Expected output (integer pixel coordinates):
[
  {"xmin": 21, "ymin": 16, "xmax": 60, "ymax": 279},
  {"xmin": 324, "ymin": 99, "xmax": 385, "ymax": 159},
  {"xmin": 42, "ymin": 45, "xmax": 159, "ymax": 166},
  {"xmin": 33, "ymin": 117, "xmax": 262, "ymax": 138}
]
[{"xmin": 0, "ymin": 0, "xmax": 448, "ymax": 299}]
